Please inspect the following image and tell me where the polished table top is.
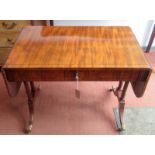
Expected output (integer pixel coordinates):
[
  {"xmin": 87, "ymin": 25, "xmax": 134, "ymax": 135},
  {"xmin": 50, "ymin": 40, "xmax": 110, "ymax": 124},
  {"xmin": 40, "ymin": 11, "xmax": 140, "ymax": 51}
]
[{"xmin": 4, "ymin": 26, "xmax": 150, "ymax": 69}]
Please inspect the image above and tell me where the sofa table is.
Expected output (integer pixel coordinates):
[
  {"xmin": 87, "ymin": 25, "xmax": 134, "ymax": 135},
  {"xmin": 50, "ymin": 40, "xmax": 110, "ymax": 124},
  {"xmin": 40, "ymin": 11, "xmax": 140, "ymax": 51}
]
[{"xmin": 2, "ymin": 26, "xmax": 152, "ymax": 133}]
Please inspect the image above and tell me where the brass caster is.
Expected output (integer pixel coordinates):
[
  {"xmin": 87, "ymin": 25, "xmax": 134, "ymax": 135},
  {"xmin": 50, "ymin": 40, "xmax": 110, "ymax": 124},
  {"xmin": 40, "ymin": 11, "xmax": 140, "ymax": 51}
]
[
  {"xmin": 25, "ymin": 124, "xmax": 33, "ymax": 134},
  {"xmin": 122, "ymin": 123, "xmax": 126, "ymax": 130},
  {"xmin": 117, "ymin": 123, "xmax": 126, "ymax": 131}
]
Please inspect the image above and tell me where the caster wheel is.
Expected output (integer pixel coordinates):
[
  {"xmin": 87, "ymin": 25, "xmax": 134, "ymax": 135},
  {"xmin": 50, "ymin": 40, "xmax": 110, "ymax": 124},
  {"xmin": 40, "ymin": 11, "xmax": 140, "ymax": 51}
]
[{"xmin": 25, "ymin": 124, "xmax": 32, "ymax": 134}]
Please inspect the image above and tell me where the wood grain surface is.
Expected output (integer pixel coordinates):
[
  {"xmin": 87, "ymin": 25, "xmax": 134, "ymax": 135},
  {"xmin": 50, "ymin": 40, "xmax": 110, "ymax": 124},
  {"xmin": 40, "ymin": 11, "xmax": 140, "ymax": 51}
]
[
  {"xmin": 4, "ymin": 26, "xmax": 150, "ymax": 69},
  {"xmin": 0, "ymin": 20, "xmax": 31, "ymax": 30},
  {"xmin": 0, "ymin": 48, "xmax": 10, "ymax": 65},
  {"xmin": 0, "ymin": 30, "xmax": 19, "ymax": 47}
]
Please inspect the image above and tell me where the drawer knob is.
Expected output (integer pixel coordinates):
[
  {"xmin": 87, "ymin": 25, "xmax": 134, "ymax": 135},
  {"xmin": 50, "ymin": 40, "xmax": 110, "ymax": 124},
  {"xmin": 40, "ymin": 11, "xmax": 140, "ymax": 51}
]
[
  {"xmin": 7, "ymin": 38, "xmax": 15, "ymax": 45},
  {"xmin": 2, "ymin": 22, "xmax": 17, "ymax": 29}
]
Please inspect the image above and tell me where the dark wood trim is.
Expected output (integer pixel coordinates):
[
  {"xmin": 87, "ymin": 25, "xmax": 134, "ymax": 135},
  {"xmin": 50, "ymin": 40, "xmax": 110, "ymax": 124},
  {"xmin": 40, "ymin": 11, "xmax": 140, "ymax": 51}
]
[
  {"xmin": 40, "ymin": 20, "xmax": 47, "ymax": 26},
  {"xmin": 31, "ymin": 20, "xmax": 48, "ymax": 26},
  {"xmin": 30, "ymin": 20, "xmax": 34, "ymax": 25},
  {"xmin": 50, "ymin": 20, "xmax": 54, "ymax": 26},
  {"xmin": 145, "ymin": 24, "xmax": 155, "ymax": 53}
]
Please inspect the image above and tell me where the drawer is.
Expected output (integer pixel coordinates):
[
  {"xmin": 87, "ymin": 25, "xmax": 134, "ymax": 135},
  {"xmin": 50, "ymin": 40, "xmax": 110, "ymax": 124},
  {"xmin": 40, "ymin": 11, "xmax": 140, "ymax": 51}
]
[
  {"xmin": 0, "ymin": 20, "xmax": 31, "ymax": 30},
  {"xmin": 5, "ymin": 70, "xmax": 65, "ymax": 81},
  {"xmin": 89, "ymin": 70, "xmax": 140, "ymax": 81},
  {"xmin": 65, "ymin": 70, "xmax": 89, "ymax": 81},
  {"xmin": 0, "ymin": 30, "xmax": 20, "ymax": 47},
  {"xmin": 0, "ymin": 48, "xmax": 11, "ymax": 66},
  {"xmin": 65, "ymin": 70, "xmax": 140, "ymax": 81}
]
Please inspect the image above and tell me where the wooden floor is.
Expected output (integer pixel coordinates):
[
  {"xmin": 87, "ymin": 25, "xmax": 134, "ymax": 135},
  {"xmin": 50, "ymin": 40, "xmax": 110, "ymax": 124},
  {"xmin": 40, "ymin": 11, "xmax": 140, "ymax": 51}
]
[{"xmin": 0, "ymin": 52, "xmax": 155, "ymax": 135}]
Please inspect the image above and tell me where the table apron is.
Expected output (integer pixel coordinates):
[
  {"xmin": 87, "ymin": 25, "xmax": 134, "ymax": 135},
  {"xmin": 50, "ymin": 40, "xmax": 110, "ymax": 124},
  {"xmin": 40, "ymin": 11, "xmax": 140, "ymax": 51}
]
[{"xmin": 4, "ymin": 69, "xmax": 149, "ymax": 82}]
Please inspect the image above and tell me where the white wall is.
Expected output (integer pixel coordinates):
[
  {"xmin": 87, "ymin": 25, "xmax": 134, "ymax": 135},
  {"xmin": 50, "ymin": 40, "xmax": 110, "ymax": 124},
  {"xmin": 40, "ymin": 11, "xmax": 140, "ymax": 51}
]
[{"xmin": 54, "ymin": 20, "xmax": 155, "ymax": 48}]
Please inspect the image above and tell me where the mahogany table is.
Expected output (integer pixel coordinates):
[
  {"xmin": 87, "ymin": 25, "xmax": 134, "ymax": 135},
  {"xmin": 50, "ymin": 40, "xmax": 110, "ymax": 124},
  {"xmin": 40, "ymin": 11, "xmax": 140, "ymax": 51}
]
[{"xmin": 2, "ymin": 26, "xmax": 152, "ymax": 133}]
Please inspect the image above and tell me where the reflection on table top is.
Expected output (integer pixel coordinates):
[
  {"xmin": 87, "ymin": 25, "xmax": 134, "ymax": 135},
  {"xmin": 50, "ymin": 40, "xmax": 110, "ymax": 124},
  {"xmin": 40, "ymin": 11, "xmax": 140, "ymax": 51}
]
[{"xmin": 4, "ymin": 26, "xmax": 150, "ymax": 70}]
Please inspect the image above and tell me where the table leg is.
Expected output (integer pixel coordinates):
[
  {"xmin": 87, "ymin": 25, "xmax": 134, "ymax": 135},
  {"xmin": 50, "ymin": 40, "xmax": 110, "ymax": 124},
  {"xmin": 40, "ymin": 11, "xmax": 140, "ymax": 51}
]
[
  {"xmin": 116, "ymin": 81, "xmax": 123, "ymax": 91},
  {"xmin": 23, "ymin": 81, "xmax": 36, "ymax": 134},
  {"xmin": 30, "ymin": 81, "xmax": 36, "ymax": 97},
  {"xmin": 118, "ymin": 81, "xmax": 129, "ymax": 130},
  {"xmin": 110, "ymin": 81, "xmax": 129, "ymax": 131}
]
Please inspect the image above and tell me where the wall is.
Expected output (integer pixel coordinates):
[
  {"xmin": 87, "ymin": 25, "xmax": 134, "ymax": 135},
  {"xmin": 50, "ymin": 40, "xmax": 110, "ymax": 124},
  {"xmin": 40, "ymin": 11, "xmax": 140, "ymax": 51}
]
[{"xmin": 54, "ymin": 20, "xmax": 155, "ymax": 49}]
